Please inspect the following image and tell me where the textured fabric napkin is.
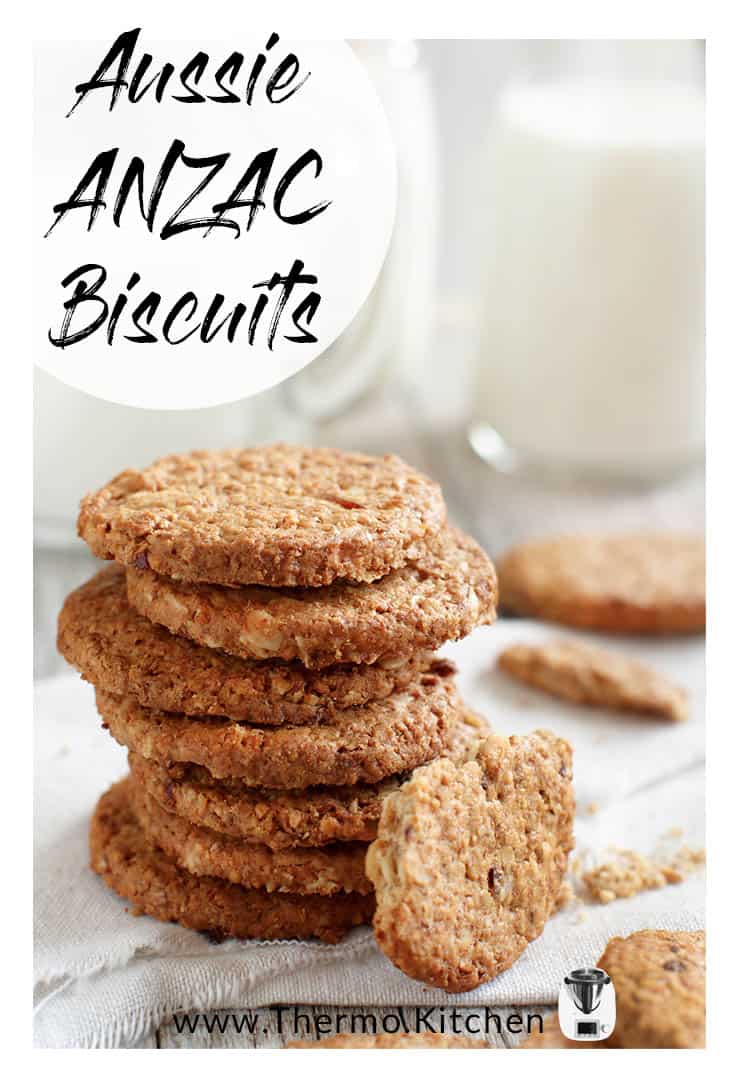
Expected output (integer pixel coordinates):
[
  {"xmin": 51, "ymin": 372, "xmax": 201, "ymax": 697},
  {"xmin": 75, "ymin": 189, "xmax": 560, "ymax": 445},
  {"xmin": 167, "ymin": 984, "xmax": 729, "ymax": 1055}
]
[{"xmin": 34, "ymin": 623, "xmax": 704, "ymax": 1048}]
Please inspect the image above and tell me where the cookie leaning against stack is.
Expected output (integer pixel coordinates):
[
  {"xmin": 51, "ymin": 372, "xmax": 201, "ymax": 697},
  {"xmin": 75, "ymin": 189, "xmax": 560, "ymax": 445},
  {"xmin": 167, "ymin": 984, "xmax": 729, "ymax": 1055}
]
[{"xmin": 60, "ymin": 445, "xmax": 499, "ymax": 944}]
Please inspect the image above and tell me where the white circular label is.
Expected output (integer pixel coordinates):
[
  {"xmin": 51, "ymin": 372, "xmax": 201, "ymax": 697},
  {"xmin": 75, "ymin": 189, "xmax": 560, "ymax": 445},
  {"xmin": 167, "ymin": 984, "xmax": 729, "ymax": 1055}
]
[{"xmin": 33, "ymin": 32, "xmax": 396, "ymax": 409}]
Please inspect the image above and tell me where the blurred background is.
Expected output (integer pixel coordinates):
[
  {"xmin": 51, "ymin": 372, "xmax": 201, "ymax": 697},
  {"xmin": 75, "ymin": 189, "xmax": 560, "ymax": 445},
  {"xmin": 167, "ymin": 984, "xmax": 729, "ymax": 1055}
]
[{"xmin": 35, "ymin": 39, "xmax": 705, "ymax": 676}]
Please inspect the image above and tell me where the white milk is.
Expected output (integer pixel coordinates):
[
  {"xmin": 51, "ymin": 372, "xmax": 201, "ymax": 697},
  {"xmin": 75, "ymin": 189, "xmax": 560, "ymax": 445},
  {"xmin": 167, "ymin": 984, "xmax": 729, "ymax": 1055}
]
[{"xmin": 474, "ymin": 80, "xmax": 704, "ymax": 478}]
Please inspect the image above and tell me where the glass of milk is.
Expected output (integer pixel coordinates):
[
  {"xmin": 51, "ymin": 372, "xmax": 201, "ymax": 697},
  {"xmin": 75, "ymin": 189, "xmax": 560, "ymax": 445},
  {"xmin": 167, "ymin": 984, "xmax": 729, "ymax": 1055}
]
[{"xmin": 471, "ymin": 54, "xmax": 705, "ymax": 481}]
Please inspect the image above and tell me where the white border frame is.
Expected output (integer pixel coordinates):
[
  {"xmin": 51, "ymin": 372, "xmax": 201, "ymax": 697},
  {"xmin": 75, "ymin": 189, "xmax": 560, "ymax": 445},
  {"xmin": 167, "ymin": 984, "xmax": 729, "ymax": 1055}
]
[{"xmin": 14, "ymin": 0, "xmax": 728, "ymax": 1070}]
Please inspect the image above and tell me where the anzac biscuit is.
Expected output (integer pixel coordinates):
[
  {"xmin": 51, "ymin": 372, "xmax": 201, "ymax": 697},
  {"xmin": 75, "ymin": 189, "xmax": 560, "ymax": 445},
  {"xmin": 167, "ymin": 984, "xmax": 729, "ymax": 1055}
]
[
  {"xmin": 498, "ymin": 534, "xmax": 705, "ymax": 634},
  {"xmin": 498, "ymin": 639, "xmax": 688, "ymax": 722},
  {"xmin": 97, "ymin": 671, "xmax": 462, "ymax": 789},
  {"xmin": 130, "ymin": 782, "xmax": 371, "ymax": 896},
  {"xmin": 89, "ymin": 778, "xmax": 375, "ymax": 944},
  {"xmin": 126, "ymin": 528, "xmax": 498, "ymax": 669},
  {"xmin": 127, "ymin": 710, "xmax": 489, "ymax": 849},
  {"xmin": 366, "ymin": 732, "xmax": 574, "ymax": 992},
  {"xmin": 78, "ymin": 445, "xmax": 446, "ymax": 587},
  {"xmin": 287, "ymin": 1033, "xmax": 486, "ymax": 1048},
  {"xmin": 597, "ymin": 930, "xmax": 705, "ymax": 1048},
  {"xmin": 58, "ymin": 566, "xmax": 440, "ymax": 724}
]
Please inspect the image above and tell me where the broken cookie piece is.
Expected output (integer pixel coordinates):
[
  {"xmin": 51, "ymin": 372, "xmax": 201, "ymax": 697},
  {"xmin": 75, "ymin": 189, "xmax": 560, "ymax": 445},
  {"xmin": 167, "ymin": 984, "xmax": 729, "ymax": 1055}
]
[
  {"xmin": 498, "ymin": 638, "xmax": 688, "ymax": 722},
  {"xmin": 365, "ymin": 731, "xmax": 575, "ymax": 992},
  {"xmin": 582, "ymin": 846, "xmax": 705, "ymax": 904}
]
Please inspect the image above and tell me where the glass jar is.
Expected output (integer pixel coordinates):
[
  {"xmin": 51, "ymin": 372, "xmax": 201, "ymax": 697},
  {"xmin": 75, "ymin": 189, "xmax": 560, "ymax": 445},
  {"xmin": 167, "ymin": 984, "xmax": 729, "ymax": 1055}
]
[{"xmin": 470, "ymin": 41, "xmax": 705, "ymax": 481}]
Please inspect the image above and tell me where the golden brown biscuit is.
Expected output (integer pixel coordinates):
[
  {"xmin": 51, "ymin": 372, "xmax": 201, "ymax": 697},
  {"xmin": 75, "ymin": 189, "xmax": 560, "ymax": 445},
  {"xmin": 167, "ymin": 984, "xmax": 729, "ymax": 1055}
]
[
  {"xmin": 498, "ymin": 534, "xmax": 705, "ymax": 634},
  {"xmin": 598, "ymin": 930, "xmax": 705, "ymax": 1048},
  {"xmin": 131, "ymin": 780, "xmax": 372, "ymax": 896},
  {"xmin": 78, "ymin": 445, "xmax": 446, "ymax": 587},
  {"xmin": 498, "ymin": 638, "xmax": 688, "ymax": 721},
  {"xmin": 287, "ymin": 1033, "xmax": 486, "ymax": 1048},
  {"xmin": 89, "ymin": 778, "xmax": 375, "ymax": 944},
  {"xmin": 126, "ymin": 527, "xmax": 497, "ymax": 669},
  {"xmin": 127, "ymin": 711, "xmax": 489, "ymax": 848},
  {"xmin": 58, "ymin": 566, "xmax": 442, "ymax": 724},
  {"xmin": 97, "ymin": 670, "xmax": 462, "ymax": 789},
  {"xmin": 366, "ymin": 732, "xmax": 574, "ymax": 992}
]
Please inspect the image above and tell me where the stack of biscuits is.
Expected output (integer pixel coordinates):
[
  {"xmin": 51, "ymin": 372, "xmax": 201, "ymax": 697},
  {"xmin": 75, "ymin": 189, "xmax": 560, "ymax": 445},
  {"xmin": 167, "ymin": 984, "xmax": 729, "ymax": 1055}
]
[{"xmin": 58, "ymin": 445, "xmax": 498, "ymax": 944}]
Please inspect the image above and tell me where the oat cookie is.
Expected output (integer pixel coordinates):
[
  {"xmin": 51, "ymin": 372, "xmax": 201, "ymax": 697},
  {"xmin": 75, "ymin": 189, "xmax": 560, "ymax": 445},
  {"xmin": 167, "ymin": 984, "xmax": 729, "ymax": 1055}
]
[
  {"xmin": 498, "ymin": 534, "xmax": 705, "ymax": 634},
  {"xmin": 128, "ymin": 711, "xmax": 489, "ymax": 849},
  {"xmin": 90, "ymin": 778, "xmax": 375, "ymax": 944},
  {"xmin": 130, "ymin": 752, "xmax": 400, "ymax": 851},
  {"xmin": 366, "ymin": 731, "xmax": 574, "ymax": 992},
  {"xmin": 78, "ymin": 445, "xmax": 446, "ymax": 587},
  {"xmin": 131, "ymin": 781, "xmax": 371, "ymax": 896},
  {"xmin": 97, "ymin": 671, "xmax": 462, "ymax": 789},
  {"xmin": 597, "ymin": 930, "xmax": 705, "ymax": 1048},
  {"xmin": 498, "ymin": 639, "xmax": 688, "ymax": 722},
  {"xmin": 58, "ymin": 567, "xmax": 440, "ymax": 724},
  {"xmin": 126, "ymin": 528, "xmax": 498, "ymax": 669},
  {"xmin": 288, "ymin": 1033, "xmax": 486, "ymax": 1048}
]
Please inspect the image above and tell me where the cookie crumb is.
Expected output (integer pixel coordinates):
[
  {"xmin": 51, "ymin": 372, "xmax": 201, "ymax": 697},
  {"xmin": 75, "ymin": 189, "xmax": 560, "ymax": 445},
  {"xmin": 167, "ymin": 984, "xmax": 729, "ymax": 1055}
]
[
  {"xmin": 582, "ymin": 845, "xmax": 705, "ymax": 904},
  {"xmin": 555, "ymin": 881, "xmax": 575, "ymax": 910},
  {"xmin": 570, "ymin": 855, "xmax": 584, "ymax": 877}
]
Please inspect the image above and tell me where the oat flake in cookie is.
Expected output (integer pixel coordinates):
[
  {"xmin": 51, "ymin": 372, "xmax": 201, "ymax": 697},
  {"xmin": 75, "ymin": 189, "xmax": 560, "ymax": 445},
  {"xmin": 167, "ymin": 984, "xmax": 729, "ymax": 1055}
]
[
  {"xmin": 78, "ymin": 445, "xmax": 447, "ymax": 587},
  {"xmin": 498, "ymin": 533, "xmax": 705, "ymax": 634},
  {"xmin": 90, "ymin": 778, "xmax": 375, "ymax": 944},
  {"xmin": 366, "ymin": 731, "xmax": 574, "ymax": 992},
  {"xmin": 126, "ymin": 527, "xmax": 498, "ymax": 669}
]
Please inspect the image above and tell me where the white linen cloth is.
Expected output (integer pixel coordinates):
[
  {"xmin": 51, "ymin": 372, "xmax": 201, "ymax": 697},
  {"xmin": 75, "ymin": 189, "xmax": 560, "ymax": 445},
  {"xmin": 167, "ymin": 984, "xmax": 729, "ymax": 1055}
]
[{"xmin": 34, "ymin": 622, "xmax": 704, "ymax": 1048}]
